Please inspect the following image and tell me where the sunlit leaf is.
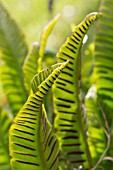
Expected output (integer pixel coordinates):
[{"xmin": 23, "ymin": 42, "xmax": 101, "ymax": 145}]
[
  {"xmin": 9, "ymin": 61, "xmax": 68, "ymax": 170},
  {"xmin": 53, "ymin": 12, "xmax": 101, "ymax": 169},
  {"xmin": 38, "ymin": 14, "xmax": 59, "ymax": 71}
]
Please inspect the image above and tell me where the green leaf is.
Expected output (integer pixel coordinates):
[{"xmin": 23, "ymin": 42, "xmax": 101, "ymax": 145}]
[
  {"xmin": 0, "ymin": 109, "xmax": 12, "ymax": 170},
  {"xmin": 38, "ymin": 14, "xmax": 59, "ymax": 71},
  {"xmin": 23, "ymin": 15, "xmax": 58, "ymax": 93},
  {"xmin": 23, "ymin": 42, "xmax": 40, "ymax": 93},
  {"xmin": 0, "ymin": 1, "xmax": 28, "ymax": 116},
  {"xmin": 23, "ymin": 43, "xmax": 56, "ymax": 125},
  {"xmin": 93, "ymin": 0, "xmax": 113, "ymax": 166},
  {"xmin": 53, "ymin": 12, "xmax": 101, "ymax": 169},
  {"xmin": 23, "ymin": 42, "xmax": 56, "ymax": 93},
  {"xmin": 31, "ymin": 63, "xmax": 64, "ymax": 93},
  {"xmin": 94, "ymin": 0, "xmax": 113, "ymax": 111},
  {"xmin": 85, "ymin": 85, "xmax": 106, "ymax": 166},
  {"xmin": 9, "ymin": 61, "xmax": 68, "ymax": 170}
]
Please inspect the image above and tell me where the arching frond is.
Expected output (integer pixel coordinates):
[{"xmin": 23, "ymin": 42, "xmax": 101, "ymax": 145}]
[
  {"xmin": 9, "ymin": 61, "xmax": 68, "ymax": 170},
  {"xmin": 53, "ymin": 12, "xmax": 101, "ymax": 169}
]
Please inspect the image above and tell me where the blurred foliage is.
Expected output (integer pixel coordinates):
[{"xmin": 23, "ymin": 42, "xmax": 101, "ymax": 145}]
[
  {"xmin": 0, "ymin": 0, "xmax": 100, "ymax": 103},
  {"xmin": 0, "ymin": 0, "xmax": 113, "ymax": 169},
  {"xmin": 3, "ymin": 0, "xmax": 99, "ymax": 50}
]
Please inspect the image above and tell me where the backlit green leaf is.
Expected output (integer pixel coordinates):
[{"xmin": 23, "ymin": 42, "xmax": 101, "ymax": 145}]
[
  {"xmin": 53, "ymin": 12, "xmax": 101, "ymax": 169},
  {"xmin": 9, "ymin": 61, "xmax": 68, "ymax": 170}
]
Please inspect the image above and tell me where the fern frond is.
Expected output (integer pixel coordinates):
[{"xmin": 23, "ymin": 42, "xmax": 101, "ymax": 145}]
[
  {"xmin": 0, "ymin": 1, "xmax": 28, "ymax": 116},
  {"xmin": 0, "ymin": 109, "xmax": 12, "ymax": 170},
  {"xmin": 94, "ymin": 0, "xmax": 113, "ymax": 112},
  {"xmin": 9, "ymin": 61, "xmax": 68, "ymax": 170},
  {"xmin": 53, "ymin": 12, "xmax": 101, "ymax": 169}
]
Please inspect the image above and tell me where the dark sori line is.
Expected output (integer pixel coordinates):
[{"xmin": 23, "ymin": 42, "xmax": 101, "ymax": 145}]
[
  {"xmin": 66, "ymin": 65, "xmax": 74, "ymax": 71},
  {"xmin": 61, "ymin": 70, "xmax": 73, "ymax": 77},
  {"xmin": 29, "ymin": 100, "xmax": 40, "ymax": 106},
  {"xmin": 49, "ymin": 79, "xmax": 53, "ymax": 85},
  {"xmin": 88, "ymin": 19, "xmax": 92, "ymax": 24},
  {"xmin": 54, "ymin": 73, "xmax": 59, "ymax": 79},
  {"xmin": 65, "ymin": 45, "xmax": 76, "ymax": 54},
  {"xmin": 21, "ymin": 111, "xmax": 37, "ymax": 117},
  {"xmin": 44, "ymin": 130, "xmax": 52, "ymax": 151},
  {"xmin": 14, "ymin": 122, "xmax": 35, "ymax": 130},
  {"xmin": 45, "ymin": 82, "xmax": 51, "ymax": 88},
  {"xmin": 14, "ymin": 142, "xmax": 35, "ymax": 151},
  {"xmin": 49, "ymin": 151, "xmax": 59, "ymax": 169},
  {"xmin": 99, "ymin": 87, "xmax": 113, "ymax": 91},
  {"xmin": 48, "ymin": 136, "xmax": 54, "ymax": 147},
  {"xmin": 59, "ymin": 56, "xmax": 67, "ymax": 62},
  {"xmin": 41, "ymin": 85, "xmax": 48, "ymax": 92},
  {"xmin": 100, "ymin": 76, "xmax": 113, "ymax": 81},
  {"xmin": 13, "ymin": 135, "xmax": 35, "ymax": 142},
  {"xmin": 62, "ymin": 135, "xmax": 79, "ymax": 140},
  {"xmin": 46, "ymin": 139, "xmax": 57, "ymax": 161},
  {"xmin": 58, "ymin": 124, "xmax": 73, "ymax": 127},
  {"xmin": 56, "ymin": 81, "xmax": 66, "ymax": 86},
  {"xmin": 59, "ymin": 118, "xmax": 76, "ymax": 123},
  {"xmin": 18, "ymin": 116, "xmax": 37, "ymax": 121},
  {"xmin": 62, "ymin": 51, "xmax": 75, "ymax": 59},
  {"xmin": 82, "ymin": 24, "xmax": 87, "ymax": 30},
  {"xmin": 69, "ymin": 60, "xmax": 74, "ymax": 65},
  {"xmin": 79, "ymin": 27, "xmax": 85, "ymax": 34},
  {"xmin": 63, "ymin": 143, "xmax": 81, "ymax": 147},
  {"xmin": 32, "ymin": 96, "xmax": 42, "ymax": 102},
  {"xmin": 27, "ymin": 103, "xmax": 40, "ymax": 109},
  {"xmin": 95, "ymin": 64, "xmax": 113, "ymax": 70},
  {"xmin": 70, "ymin": 37, "xmax": 79, "ymax": 45},
  {"xmin": 35, "ymin": 93, "xmax": 44, "ymax": 100},
  {"xmin": 16, "ymin": 160, "xmax": 39, "ymax": 166},
  {"xmin": 96, "ymin": 70, "xmax": 107, "ymax": 74},
  {"xmin": 52, "ymin": 75, "xmax": 56, "ymax": 81},
  {"xmin": 98, "ymin": 94, "xmax": 113, "ymax": 100},
  {"xmin": 14, "ymin": 128, "xmax": 35, "ymax": 136},
  {"xmin": 73, "ymin": 34, "xmax": 80, "ymax": 42},
  {"xmin": 14, "ymin": 151, "xmax": 37, "ymax": 157},
  {"xmin": 56, "ymin": 103, "xmax": 71, "ymax": 108},
  {"xmin": 67, "ymin": 151, "xmax": 84, "ymax": 155},
  {"xmin": 85, "ymin": 21, "xmax": 89, "ymax": 27},
  {"xmin": 58, "ymin": 110, "xmax": 76, "ymax": 115},
  {"xmin": 25, "ymin": 107, "xmax": 39, "ymax": 112},
  {"xmin": 74, "ymin": 31, "xmax": 82, "ymax": 38},
  {"xmin": 68, "ymin": 42, "xmax": 77, "ymax": 49},
  {"xmin": 23, "ymin": 120, "xmax": 36, "ymax": 124},
  {"xmin": 59, "ymin": 129, "xmax": 77, "ymax": 133},
  {"xmin": 56, "ymin": 86, "xmax": 74, "ymax": 94},
  {"xmin": 58, "ymin": 77, "xmax": 74, "ymax": 85},
  {"xmin": 39, "ymin": 89, "xmax": 46, "ymax": 95},
  {"xmin": 99, "ymin": 76, "xmax": 113, "ymax": 81},
  {"xmin": 57, "ymin": 97, "xmax": 75, "ymax": 103},
  {"xmin": 70, "ymin": 159, "xmax": 86, "ymax": 163}
]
